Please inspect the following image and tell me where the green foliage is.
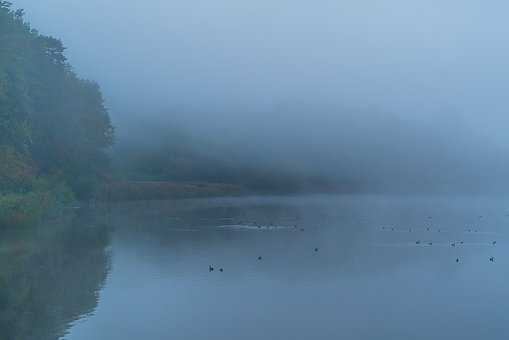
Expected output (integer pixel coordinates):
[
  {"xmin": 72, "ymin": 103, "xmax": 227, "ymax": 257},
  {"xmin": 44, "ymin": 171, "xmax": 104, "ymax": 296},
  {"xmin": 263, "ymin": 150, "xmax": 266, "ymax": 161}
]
[
  {"xmin": 0, "ymin": 146, "xmax": 34, "ymax": 193},
  {"xmin": 0, "ymin": 4, "xmax": 114, "ymax": 202},
  {"xmin": 0, "ymin": 176, "xmax": 74, "ymax": 229},
  {"xmin": 0, "ymin": 192, "xmax": 51, "ymax": 228}
]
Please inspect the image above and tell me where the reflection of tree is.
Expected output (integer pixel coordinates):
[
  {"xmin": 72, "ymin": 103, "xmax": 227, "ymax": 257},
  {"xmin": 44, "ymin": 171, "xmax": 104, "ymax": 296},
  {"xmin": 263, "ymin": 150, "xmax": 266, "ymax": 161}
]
[{"xmin": 0, "ymin": 209, "xmax": 111, "ymax": 340}]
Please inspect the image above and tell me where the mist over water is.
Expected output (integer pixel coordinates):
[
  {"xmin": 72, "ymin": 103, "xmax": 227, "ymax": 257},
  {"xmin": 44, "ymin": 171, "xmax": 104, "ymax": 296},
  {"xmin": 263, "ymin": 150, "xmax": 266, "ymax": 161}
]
[
  {"xmin": 4, "ymin": 195, "xmax": 509, "ymax": 340},
  {"xmin": 4, "ymin": 2, "xmax": 509, "ymax": 339},
  {"xmin": 13, "ymin": 0, "xmax": 509, "ymax": 193}
]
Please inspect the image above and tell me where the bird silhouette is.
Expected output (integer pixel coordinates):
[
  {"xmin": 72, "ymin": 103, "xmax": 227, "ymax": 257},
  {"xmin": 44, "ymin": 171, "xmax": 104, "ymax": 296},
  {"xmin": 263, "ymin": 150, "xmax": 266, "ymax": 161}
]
[
  {"xmin": 490, "ymin": 257, "xmax": 495, "ymax": 262},
  {"xmin": 492, "ymin": 241, "xmax": 497, "ymax": 245},
  {"xmin": 209, "ymin": 265, "xmax": 214, "ymax": 272},
  {"xmin": 219, "ymin": 268, "xmax": 224, "ymax": 272},
  {"xmin": 456, "ymin": 258, "xmax": 460, "ymax": 263},
  {"xmin": 314, "ymin": 248, "xmax": 319, "ymax": 252},
  {"xmin": 258, "ymin": 256, "xmax": 262, "ymax": 260}
]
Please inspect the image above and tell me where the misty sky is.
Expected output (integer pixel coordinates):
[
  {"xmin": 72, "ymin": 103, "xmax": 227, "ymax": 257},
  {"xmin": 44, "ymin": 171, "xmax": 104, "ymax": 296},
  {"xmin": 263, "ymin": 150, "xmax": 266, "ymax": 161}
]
[{"xmin": 13, "ymin": 0, "xmax": 509, "ymax": 192}]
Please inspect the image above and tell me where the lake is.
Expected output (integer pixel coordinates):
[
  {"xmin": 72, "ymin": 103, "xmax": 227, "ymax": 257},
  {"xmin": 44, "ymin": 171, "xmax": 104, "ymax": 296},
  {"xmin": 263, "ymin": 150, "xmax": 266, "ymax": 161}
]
[{"xmin": 2, "ymin": 195, "xmax": 509, "ymax": 340}]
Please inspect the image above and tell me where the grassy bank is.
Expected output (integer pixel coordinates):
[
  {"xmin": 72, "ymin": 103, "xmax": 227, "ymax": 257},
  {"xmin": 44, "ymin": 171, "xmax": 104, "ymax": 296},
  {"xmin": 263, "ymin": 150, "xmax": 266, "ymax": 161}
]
[
  {"xmin": 0, "ymin": 182, "xmax": 74, "ymax": 229},
  {"xmin": 96, "ymin": 180, "xmax": 244, "ymax": 201},
  {"xmin": 0, "ymin": 146, "xmax": 75, "ymax": 229}
]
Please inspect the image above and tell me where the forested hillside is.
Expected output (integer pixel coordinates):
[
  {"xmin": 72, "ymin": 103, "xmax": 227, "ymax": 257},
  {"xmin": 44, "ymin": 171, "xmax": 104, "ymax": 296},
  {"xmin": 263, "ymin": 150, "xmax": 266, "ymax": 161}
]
[{"xmin": 0, "ymin": 1, "xmax": 113, "ymax": 226}]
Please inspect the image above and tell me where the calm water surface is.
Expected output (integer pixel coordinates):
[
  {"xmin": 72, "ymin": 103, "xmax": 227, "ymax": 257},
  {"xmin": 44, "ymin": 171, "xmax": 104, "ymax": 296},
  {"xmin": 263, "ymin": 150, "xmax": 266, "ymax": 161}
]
[{"xmin": 2, "ymin": 195, "xmax": 509, "ymax": 339}]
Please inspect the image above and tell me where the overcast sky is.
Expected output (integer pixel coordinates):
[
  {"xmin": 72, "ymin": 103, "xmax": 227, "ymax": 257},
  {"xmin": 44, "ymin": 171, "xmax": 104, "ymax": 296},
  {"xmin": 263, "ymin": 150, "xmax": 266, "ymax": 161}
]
[{"xmin": 13, "ymin": 0, "xmax": 509, "ymax": 192}]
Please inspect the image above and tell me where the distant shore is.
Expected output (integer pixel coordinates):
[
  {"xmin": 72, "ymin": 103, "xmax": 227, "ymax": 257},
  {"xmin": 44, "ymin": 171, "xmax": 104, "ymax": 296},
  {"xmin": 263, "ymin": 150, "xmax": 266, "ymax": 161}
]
[{"xmin": 96, "ymin": 181, "xmax": 245, "ymax": 202}]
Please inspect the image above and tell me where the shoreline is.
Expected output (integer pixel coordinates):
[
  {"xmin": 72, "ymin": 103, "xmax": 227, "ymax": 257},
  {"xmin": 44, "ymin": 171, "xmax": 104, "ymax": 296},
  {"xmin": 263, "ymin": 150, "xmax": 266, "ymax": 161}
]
[{"xmin": 96, "ymin": 180, "xmax": 245, "ymax": 202}]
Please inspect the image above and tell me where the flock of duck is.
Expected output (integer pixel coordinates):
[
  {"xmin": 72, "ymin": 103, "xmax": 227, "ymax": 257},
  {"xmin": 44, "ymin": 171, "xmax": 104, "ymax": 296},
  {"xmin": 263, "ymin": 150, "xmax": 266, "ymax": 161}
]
[
  {"xmin": 209, "ymin": 254, "xmax": 269, "ymax": 273},
  {"xmin": 208, "ymin": 247, "xmax": 320, "ymax": 273},
  {"xmin": 233, "ymin": 221, "xmax": 306, "ymax": 232},
  {"xmin": 208, "ymin": 214, "xmax": 501, "ymax": 271},
  {"xmin": 381, "ymin": 217, "xmax": 499, "ymax": 263},
  {"xmin": 209, "ymin": 219, "xmax": 316, "ymax": 273}
]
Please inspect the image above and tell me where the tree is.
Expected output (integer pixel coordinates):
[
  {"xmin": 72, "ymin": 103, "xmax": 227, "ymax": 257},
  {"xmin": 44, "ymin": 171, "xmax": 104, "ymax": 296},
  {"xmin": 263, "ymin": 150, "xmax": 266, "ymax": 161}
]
[{"xmin": 0, "ymin": 4, "xmax": 114, "ymax": 198}]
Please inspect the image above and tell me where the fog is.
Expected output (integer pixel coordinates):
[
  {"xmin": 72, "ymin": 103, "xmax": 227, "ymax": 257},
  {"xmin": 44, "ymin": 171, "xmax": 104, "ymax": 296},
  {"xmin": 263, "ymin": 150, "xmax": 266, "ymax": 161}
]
[{"xmin": 14, "ymin": 0, "xmax": 509, "ymax": 193}]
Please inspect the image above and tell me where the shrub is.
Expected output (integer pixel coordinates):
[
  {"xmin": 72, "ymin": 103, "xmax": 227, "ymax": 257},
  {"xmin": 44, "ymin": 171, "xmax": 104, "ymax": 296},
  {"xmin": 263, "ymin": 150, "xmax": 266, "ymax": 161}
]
[
  {"xmin": 0, "ymin": 146, "xmax": 35, "ymax": 193},
  {"xmin": 0, "ymin": 192, "xmax": 51, "ymax": 228}
]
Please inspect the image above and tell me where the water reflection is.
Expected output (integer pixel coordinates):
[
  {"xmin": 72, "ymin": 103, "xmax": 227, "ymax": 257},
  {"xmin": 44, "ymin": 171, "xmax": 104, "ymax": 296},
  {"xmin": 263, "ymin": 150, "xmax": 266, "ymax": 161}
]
[
  {"xmin": 74, "ymin": 195, "xmax": 509, "ymax": 340},
  {"xmin": 3, "ymin": 195, "xmax": 509, "ymax": 340},
  {"xmin": 0, "ymin": 208, "xmax": 111, "ymax": 340}
]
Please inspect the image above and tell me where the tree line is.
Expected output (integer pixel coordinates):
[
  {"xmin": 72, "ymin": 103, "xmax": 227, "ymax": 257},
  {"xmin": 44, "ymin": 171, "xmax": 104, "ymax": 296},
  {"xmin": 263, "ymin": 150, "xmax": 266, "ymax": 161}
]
[{"xmin": 0, "ymin": 1, "xmax": 114, "ymax": 225}]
